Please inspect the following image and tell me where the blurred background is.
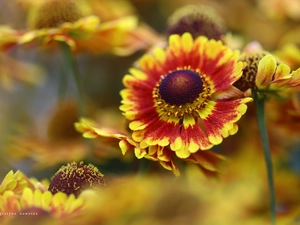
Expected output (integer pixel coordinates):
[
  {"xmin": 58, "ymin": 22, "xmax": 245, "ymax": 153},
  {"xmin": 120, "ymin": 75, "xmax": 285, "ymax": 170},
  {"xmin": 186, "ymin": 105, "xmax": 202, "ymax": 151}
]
[{"xmin": 0, "ymin": 0, "xmax": 300, "ymax": 224}]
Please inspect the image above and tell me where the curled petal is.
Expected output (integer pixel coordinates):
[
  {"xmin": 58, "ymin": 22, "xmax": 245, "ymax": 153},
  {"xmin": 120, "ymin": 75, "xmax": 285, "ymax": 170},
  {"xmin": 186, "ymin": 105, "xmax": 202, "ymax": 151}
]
[
  {"xmin": 289, "ymin": 68, "xmax": 300, "ymax": 87},
  {"xmin": 75, "ymin": 117, "xmax": 138, "ymax": 152},
  {"xmin": 256, "ymin": 54, "xmax": 277, "ymax": 89}
]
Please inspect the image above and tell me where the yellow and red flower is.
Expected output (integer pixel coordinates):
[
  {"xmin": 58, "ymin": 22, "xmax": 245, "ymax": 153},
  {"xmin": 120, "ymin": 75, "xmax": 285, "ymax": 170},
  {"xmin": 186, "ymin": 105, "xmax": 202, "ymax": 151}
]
[
  {"xmin": 121, "ymin": 33, "xmax": 251, "ymax": 157},
  {"xmin": 76, "ymin": 33, "xmax": 251, "ymax": 176}
]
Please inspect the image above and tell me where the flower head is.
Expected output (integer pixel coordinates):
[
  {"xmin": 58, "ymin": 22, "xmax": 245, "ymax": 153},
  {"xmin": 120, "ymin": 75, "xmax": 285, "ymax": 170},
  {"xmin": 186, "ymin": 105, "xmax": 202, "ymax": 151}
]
[
  {"xmin": 6, "ymin": 99, "xmax": 89, "ymax": 169},
  {"xmin": 234, "ymin": 50, "xmax": 267, "ymax": 92},
  {"xmin": 76, "ymin": 33, "xmax": 251, "ymax": 176},
  {"xmin": 48, "ymin": 161, "xmax": 106, "ymax": 197},
  {"xmin": 0, "ymin": 0, "xmax": 160, "ymax": 55},
  {"xmin": 0, "ymin": 171, "xmax": 34, "ymax": 196},
  {"xmin": 166, "ymin": 4, "xmax": 226, "ymax": 40},
  {"xmin": 0, "ymin": 187, "xmax": 85, "ymax": 225},
  {"xmin": 27, "ymin": 0, "xmax": 85, "ymax": 29},
  {"xmin": 234, "ymin": 42, "xmax": 300, "ymax": 96},
  {"xmin": 121, "ymin": 33, "xmax": 251, "ymax": 158}
]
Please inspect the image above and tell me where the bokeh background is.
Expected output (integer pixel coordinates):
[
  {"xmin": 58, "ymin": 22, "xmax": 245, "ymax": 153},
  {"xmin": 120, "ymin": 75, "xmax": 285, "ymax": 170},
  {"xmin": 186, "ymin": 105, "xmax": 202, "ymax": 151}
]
[{"xmin": 0, "ymin": 0, "xmax": 300, "ymax": 224}]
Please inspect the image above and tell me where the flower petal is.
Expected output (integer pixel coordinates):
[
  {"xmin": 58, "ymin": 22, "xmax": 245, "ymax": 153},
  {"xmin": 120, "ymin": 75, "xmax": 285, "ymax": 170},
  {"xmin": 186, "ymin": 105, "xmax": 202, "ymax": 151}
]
[
  {"xmin": 201, "ymin": 98, "xmax": 252, "ymax": 145},
  {"xmin": 256, "ymin": 54, "xmax": 276, "ymax": 89}
]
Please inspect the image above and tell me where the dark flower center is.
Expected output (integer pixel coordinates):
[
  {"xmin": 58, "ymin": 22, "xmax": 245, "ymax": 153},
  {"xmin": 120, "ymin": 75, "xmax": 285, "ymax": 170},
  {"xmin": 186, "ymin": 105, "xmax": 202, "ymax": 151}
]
[
  {"xmin": 166, "ymin": 5, "xmax": 226, "ymax": 40},
  {"xmin": 234, "ymin": 52, "xmax": 266, "ymax": 91},
  {"xmin": 159, "ymin": 70, "xmax": 203, "ymax": 106},
  {"xmin": 48, "ymin": 161, "xmax": 106, "ymax": 197},
  {"xmin": 29, "ymin": 0, "xmax": 83, "ymax": 29}
]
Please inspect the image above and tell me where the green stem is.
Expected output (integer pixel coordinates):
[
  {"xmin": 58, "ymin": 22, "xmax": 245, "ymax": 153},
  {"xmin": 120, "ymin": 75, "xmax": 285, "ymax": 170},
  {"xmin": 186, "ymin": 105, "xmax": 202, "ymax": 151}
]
[
  {"xmin": 61, "ymin": 43, "xmax": 86, "ymax": 117},
  {"xmin": 58, "ymin": 60, "xmax": 69, "ymax": 100},
  {"xmin": 61, "ymin": 43, "xmax": 94, "ymax": 160},
  {"xmin": 254, "ymin": 92, "xmax": 276, "ymax": 225}
]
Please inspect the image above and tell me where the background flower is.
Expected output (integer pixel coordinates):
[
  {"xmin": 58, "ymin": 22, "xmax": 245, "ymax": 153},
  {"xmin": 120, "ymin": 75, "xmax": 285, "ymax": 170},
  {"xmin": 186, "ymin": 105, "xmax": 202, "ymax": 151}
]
[
  {"xmin": 0, "ymin": 171, "xmax": 34, "ymax": 196},
  {"xmin": 0, "ymin": 187, "xmax": 85, "ymax": 225},
  {"xmin": 0, "ymin": 0, "xmax": 161, "ymax": 55},
  {"xmin": 0, "ymin": 53, "xmax": 44, "ymax": 91}
]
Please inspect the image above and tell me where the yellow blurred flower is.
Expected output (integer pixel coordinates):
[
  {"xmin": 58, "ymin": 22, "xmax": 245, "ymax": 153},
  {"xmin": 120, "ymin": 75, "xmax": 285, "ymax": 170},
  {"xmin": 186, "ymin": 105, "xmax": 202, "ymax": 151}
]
[
  {"xmin": 0, "ymin": 53, "xmax": 44, "ymax": 91},
  {"xmin": 0, "ymin": 187, "xmax": 85, "ymax": 225},
  {"xmin": 85, "ymin": 0, "xmax": 137, "ymax": 22},
  {"xmin": 18, "ymin": 0, "xmax": 136, "ymax": 23},
  {"xmin": 78, "ymin": 174, "xmax": 204, "ymax": 225},
  {"xmin": 6, "ymin": 99, "xmax": 88, "ymax": 169},
  {"xmin": 7, "ymin": 138, "xmax": 88, "ymax": 169},
  {"xmin": 6, "ymin": 99, "xmax": 126, "ymax": 169},
  {"xmin": 258, "ymin": 0, "xmax": 300, "ymax": 21},
  {"xmin": 273, "ymin": 44, "xmax": 300, "ymax": 70},
  {"xmin": 64, "ymin": 163, "xmax": 300, "ymax": 225},
  {"xmin": 0, "ymin": 0, "xmax": 161, "ymax": 56},
  {"xmin": 265, "ymin": 94, "xmax": 300, "ymax": 144},
  {"xmin": 0, "ymin": 26, "xmax": 21, "ymax": 51},
  {"xmin": 199, "ymin": 142, "xmax": 300, "ymax": 225},
  {"xmin": 0, "ymin": 171, "xmax": 34, "ymax": 196}
]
